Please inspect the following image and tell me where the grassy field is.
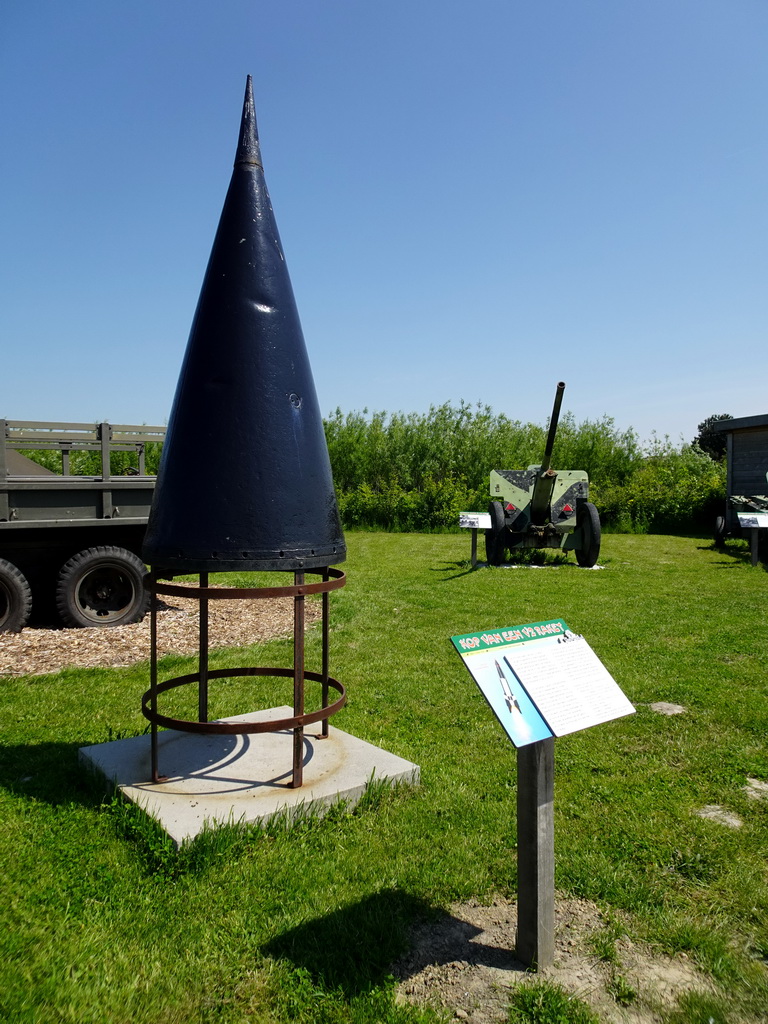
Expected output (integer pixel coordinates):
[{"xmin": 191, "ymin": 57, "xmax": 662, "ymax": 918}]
[{"xmin": 2, "ymin": 532, "xmax": 768, "ymax": 1022}]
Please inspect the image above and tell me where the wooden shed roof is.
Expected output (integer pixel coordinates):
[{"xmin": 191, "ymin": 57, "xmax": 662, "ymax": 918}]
[{"xmin": 713, "ymin": 414, "xmax": 768, "ymax": 433}]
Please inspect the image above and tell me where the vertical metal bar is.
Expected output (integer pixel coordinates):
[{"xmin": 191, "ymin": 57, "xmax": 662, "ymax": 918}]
[
  {"xmin": 198, "ymin": 572, "xmax": 209, "ymax": 722},
  {"xmin": 0, "ymin": 420, "xmax": 9, "ymax": 521},
  {"xmin": 321, "ymin": 569, "xmax": 330, "ymax": 738},
  {"xmin": 150, "ymin": 574, "xmax": 160, "ymax": 782},
  {"xmin": 99, "ymin": 421, "xmax": 111, "ymax": 480},
  {"xmin": 138, "ymin": 442, "xmax": 146, "ymax": 475},
  {"xmin": 61, "ymin": 444, "xmax": 71, "ymax": 476},
  {"xmin": 292, "ymin": 571, "xmax": 305, "ymax": 787},
  {"xmin": 515, "ymin": 737, "xmax": 555, "ymax": 969},
  {"xmin": 471, "ymin": 528, "xmax": 478, "ymax": 567},
  {"xmin": 98, "ymin": 423, "xmax": 113, "ymax": 518},
  {"xmin": 0, "ymin": 421, "xmax": 8, "ymax": 480}
]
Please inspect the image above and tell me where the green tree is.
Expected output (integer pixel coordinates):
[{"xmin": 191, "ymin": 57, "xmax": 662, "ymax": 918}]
[{"xmin": 693, "ymin": 413, "xmax": 732, "ymax": 461}]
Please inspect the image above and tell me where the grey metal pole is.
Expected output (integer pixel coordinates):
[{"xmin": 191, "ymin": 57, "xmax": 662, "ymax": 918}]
[{"xmin": 515, "ymin": 737, "xmax": 555, "ymax": 968}]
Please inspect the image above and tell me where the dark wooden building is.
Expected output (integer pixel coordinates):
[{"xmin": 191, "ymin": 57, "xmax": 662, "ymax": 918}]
[{"xmin": 713, "ymin": 414, "xmax": 768, "ymax": 546}]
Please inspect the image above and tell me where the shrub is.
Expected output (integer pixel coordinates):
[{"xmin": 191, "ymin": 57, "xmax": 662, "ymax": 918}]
[
  {"xmin": 326, "ymin": 404, "xmax": 721, "ymax": 533},
  {"xmin": 325, "ymin": 403, "xmax": 644, "ymax": 494},
  {"xmin": 593, "ymin": 438, "xmax": 726, "ymax": 533},
  {"xmin": 336, "ymin": 476, "xmax": 484, "ymax": 532}
]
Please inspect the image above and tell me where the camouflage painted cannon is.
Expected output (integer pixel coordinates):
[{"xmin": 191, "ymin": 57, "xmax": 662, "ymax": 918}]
[{"xmin": 485, "ymin": 382, "xmax": 601, "ymax": 567}]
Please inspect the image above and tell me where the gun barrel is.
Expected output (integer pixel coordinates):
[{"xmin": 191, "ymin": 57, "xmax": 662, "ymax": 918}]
[{"xmin": 541, "ymin": 381, "xmax": 566, "ymax": 473}]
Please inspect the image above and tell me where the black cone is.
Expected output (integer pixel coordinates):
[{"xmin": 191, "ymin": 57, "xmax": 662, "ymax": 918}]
[{"xmin": 143, "ymin": 77, "xmax": 346, "ymax": 574}]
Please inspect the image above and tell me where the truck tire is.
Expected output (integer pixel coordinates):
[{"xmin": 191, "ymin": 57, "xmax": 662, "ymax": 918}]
[
  {"xmin": 485, "ymin": 501, "xmax": 506, "ymax": 566},
  {"xmin": 0, "ymin": 559, "xmax": 33, "ymax": 632},
  {"xmin": 575, "ymin": 502, "xmax": 601, "ymax": 568},
  {"xmin": 56, "ymin": 546, "xmax": 150, "ymax": 628}
]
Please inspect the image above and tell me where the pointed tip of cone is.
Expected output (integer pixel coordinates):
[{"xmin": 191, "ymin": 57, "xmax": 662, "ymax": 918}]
[{"xmin": 235, "ymin": 74, "xmax": 262, "ymax": 167}]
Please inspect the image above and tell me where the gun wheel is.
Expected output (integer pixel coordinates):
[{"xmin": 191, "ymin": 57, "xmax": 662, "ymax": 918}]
[
  {"xmin": 485, "ymin": 501, "xmax": 506, "ymax": 566},
  {"xmin": 0, "ymin": 558, "xmax": 32, "ymax": 632},
  {"xmin": 56, "ymin": 546, "xmax": 150, "ymax": 627},
  {"xmin": 713, "ymin": 515, "xmax": 727, "ymax": 547},
  {"xmin": 575, "ymin": 502, "xmax": 601, "ymax": 567}
]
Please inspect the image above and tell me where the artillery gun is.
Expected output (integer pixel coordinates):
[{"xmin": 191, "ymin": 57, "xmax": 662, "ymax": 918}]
[{"xmin": 485, "ymin": 382, "xmax": 601, "ymax": 567}]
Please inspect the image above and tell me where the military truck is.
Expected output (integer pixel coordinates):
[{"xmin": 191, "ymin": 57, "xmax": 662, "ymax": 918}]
[{"xmin": 0, "ymin": 420, "xmax": 165, "ymax": 632}]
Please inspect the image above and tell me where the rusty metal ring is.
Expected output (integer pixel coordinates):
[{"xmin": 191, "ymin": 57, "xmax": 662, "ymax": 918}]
[
  {"xmin": 149, "ymin": 566, "xmax": 345, "ymax": 601},
  {"xmin": 142, "ymin": 666, "xmax": 346, "ymax": 734}
]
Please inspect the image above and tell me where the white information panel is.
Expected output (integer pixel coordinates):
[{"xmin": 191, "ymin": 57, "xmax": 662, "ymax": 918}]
[
  {"xmin": 451, "ymin": 619, "xmax": 634, "ymax": 745},
  {"xmin": 506, "ymin": 634, "xmax": 635, "ymax": 737},
  {"xmin": 737, "ymin": 512, "xmax": 768, "ymax": 529},
  {"xmin": 459, "ymin": 512, "xmax": 492, "ymax": 529}
]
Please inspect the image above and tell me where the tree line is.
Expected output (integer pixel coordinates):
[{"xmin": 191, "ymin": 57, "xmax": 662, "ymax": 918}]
[
  {"xmin": 21, "ymin": 404, "xmax": 727, "ymax": 533},
  {"xmin": 324, "ymin": 402, "xmax": 726, "ymax": 533}
]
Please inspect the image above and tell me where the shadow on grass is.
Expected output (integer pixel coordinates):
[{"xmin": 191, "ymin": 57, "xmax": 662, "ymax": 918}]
[
  {"xmin": 705, "ymin": 540, "xmax": 768, "ymax": 570},
  {"xmin": 0, "ymin": 740, "xmax": 110, "ymax": 807},
  {"xmin": 431, "ymin": 555, "xmax": 579, "ymax": 582},
  {"xmin": 264, "ymin": 889, "xmax": 433, "ymax": 995},
  {"xmin": 430, "ymin": 560, "xmax": 476, "ymax": 581},
  {"xmin": 265, "ymin": 889, "xmax": 527, "ymax": 996}
]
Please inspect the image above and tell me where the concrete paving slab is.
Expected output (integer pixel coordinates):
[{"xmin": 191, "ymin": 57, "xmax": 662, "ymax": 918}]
[{"xmin": 80, "ymin": 707, "xmax": 420, "ymax": 847}]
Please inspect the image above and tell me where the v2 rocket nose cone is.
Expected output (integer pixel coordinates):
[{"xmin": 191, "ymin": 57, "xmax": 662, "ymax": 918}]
[
  {"xmin": 142, "ymin": 77, "xmax": 346, "ymax": 575},
  {"xmin": 235, "ymin": 75, "xmax": 262, "ymax": 167}
]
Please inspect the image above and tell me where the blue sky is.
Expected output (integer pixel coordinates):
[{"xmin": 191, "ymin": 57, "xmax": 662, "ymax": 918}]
[{"xmin": 1, "ymin": 1, "xmax": 766, "ymax": 445}]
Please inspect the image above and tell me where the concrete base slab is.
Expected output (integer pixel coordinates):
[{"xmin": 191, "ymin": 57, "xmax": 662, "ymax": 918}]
[{"xmin": 80, "ymin": 707, "xmax": 420, "ymax": 847}]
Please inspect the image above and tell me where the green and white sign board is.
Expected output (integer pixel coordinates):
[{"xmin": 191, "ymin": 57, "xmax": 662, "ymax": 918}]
[{"xmin": 451, "ymin": 619, "xmax": 634, "ymax": 747}]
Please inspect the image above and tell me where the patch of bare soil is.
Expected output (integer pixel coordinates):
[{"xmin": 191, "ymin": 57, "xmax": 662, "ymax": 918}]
[
  {"xmin": 394, "ymin": 896, "xmax": 717, "ymax": 1023},
  {"xmin": 0, "ymin": 588, "xmax": 320, "ymax": 677}
]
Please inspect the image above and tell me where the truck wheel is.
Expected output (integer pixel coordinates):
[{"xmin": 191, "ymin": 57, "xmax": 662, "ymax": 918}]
[
  {"xmin": 0, "ymin": 559, "xmax": 33, "ymax": 632},
  {"xmin": 575, "ymin": 502, "xmax": 601, "ymax": 567},
  {"xmin": 485, "ymin": 501, "xmax": 506, "ymax": 566},
  {"xmin": 56, "ymin": 546, "xmax": 149, "ymax": 627}
]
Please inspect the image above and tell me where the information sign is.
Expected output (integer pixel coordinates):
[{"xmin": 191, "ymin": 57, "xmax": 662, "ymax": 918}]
[
  {"xmin": 451, "ymin": 619, "xmax": 634, "ymax": 746},
  {"xmin": 737, "ymin": 512, "xmax": 768, "ymax": 529},
  {"xmin": 459, "ymin": 512, "xmax": 492, "ymax": 529}
]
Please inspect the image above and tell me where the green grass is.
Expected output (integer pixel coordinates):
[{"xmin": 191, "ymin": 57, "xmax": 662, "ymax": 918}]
[
  {"xmin": 2, "ymin": 532, "xmax": 768, "ymax": 1021},
  {"xmin": 508, "ymin": 981, "xmax": 600, "ymax": 1023}
]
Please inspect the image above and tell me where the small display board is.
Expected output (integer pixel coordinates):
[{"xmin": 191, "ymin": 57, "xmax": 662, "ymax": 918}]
[
  {"xmin": 737, "ymin": 512, "xmax": 768, "ymax": 529},
  {"xmin": 451, "ymin": 620, "xmax": 634, "ymax": 747},
  {"xmin": 459, "ymin": 511, "xmax": 492, "ymax": 529}
]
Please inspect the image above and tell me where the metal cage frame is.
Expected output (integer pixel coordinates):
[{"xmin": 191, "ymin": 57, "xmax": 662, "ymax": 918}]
[{"xmin": 141, "ymin": 567, "xmax": 346, "ymax": 787}]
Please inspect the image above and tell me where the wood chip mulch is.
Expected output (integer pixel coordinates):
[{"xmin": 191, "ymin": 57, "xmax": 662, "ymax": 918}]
[{"xmin": 0, "ymin": 587, "xmax": 320, "ymax": 678}]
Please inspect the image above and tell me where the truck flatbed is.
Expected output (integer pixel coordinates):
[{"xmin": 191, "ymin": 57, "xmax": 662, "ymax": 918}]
[{"xmin": 1, "ymin": 420, "xmax": 165, "ymax": 631}]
